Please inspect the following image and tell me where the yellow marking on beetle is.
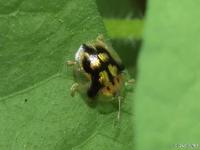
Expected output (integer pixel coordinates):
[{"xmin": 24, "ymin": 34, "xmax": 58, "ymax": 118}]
[
  {"xmin": 98, "ymin": 53, "xmax": 108, "ymax": 62},
  {"xmin": 101, "ymin": 82, "xmax": 113, "ymax": 96},
  {"xmin": 101, "ymin": 75, "xmax": 123, "ymax": 97},
  {"xmin": 99, "ymin": 71, "xmax": 109, "ymax": 84},
  {"xmin": 108, "ymin": 64, "xmax": 117, "ymax": 77}
]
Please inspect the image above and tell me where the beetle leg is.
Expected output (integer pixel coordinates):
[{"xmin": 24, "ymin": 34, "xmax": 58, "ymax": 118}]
[
  {"xmin": 96, "ymin": 34, "xmax": 104, "ymax": 42},
  {"xmin": 70, "ymin": 83, "xmax": 79, "ymax": 97},
  {"xmin": 67, "ymin": 60, "xmax": 77, "ymax": 66},
  {"xmin": 116, "ymin": 96, "xmax": 124, "ymax": 121},
  {"xmin": 125, "ymin": 78, "xmax": 135, "ymax": 86},
  {"xmin": 117, "ymin": 96, "xmax": 121, "ymax": 120}
]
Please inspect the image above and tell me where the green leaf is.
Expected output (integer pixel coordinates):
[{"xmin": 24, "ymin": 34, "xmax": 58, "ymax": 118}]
[
  {"xmin": 104, "ymin": 19, "xmax": 144, "ymax": 40},
  {"xmin": 0, "ymin": 0, "xmax": 134, "ymax": 149},
  {"xmin": 134, "ymin": 1, "xmax": 200, "ymax": 150}
]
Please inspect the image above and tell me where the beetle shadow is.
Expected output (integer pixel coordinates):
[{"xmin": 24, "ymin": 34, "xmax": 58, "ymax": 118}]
[
  {"xmin": 111, "ymin": 38, "xmax": 141, "ymax": 78},
  {"xmin": 77, "ymin": 91, "xmax": 120, "ymax": 115}
]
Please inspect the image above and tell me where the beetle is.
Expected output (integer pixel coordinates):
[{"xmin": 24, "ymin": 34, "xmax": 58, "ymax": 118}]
[{"xmin": 67, "ymin": 35, "xmax": 134, "ymax": 119}]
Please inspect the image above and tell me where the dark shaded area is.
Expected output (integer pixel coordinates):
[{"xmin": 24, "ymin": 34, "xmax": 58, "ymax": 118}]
[
  {"xmin": 96, "ymin": 0, "xmax": 147, "ymax": 18},
  {"xmin": 111, "ymin": 39, "xmax": 141, "ymax": 78},
  {"xmin": 132, "ymin": 0, "xmax": 147, "ymax": 16}
]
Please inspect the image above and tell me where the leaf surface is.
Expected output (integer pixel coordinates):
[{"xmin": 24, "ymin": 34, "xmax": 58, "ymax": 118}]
[{"xmin": 0, "ymin": 0, "xmax": 134, "ymax": 149}]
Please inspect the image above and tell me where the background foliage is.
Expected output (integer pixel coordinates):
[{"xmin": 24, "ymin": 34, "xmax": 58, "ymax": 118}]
[{"xmin": 134, "ymin": 0, "xmax": 200, "ymax": 150}]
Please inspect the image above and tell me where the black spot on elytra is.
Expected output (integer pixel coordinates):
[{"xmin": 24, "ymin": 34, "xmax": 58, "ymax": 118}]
[
  {"xmin": 95, "ymin": 45, "xmax": 124, "ymax": 72},
  {"xmin": 87, "ymin": 73, "xmax": 102, "ymax": 98},
  {"xmin": 82, "ymin": 56, "xmax": 93, "ymax": 73},
  {"xmin": 82, "ymin": 44, "xmax": 95, "ymax": 54}
]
